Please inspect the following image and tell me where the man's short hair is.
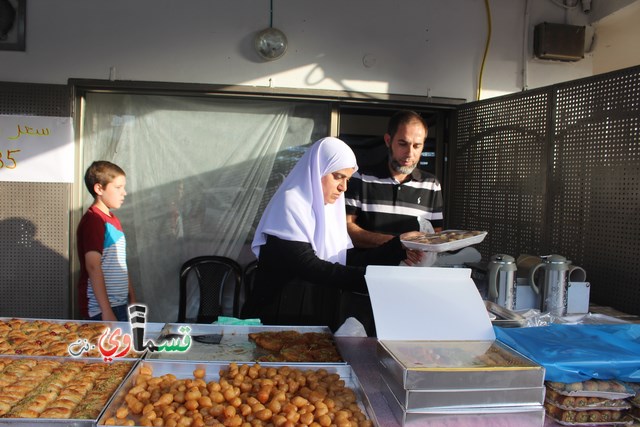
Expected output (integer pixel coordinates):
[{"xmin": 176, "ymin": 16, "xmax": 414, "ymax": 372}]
[
  {"xmin": 84, "ymin": 160, "xmax": 126, "ymax": 197},
  {"xmin": 387, "ymin": 110, "xmax": 428, "ymax": 139}
]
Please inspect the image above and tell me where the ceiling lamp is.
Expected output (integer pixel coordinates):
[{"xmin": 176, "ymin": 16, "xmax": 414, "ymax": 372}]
[{"xmin": 255, "ymin": 0, "xmax": 288, "ymax": 61}]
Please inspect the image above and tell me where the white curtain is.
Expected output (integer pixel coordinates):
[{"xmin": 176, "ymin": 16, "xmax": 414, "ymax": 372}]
[{"xmin": 82, "ymin": 93, "xmax": 325, "ymax": 322}]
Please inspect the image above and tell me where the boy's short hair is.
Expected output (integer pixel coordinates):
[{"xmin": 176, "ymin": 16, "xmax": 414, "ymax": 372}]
[{"xmin": 84, "ymin": 161, "xmax": 126, "ymax": 197}]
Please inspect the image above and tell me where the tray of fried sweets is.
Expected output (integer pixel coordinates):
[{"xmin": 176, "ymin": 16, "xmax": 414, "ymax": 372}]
[
  {"xmin": 401, "ymin": 229, "xmax": 487, "ymax": 252},
  {"xmin": 98, "ymin": 359, "xmax": 377, "ymax": 427},
  {"xmin": 144, "ymin": 323, "xmax": 346, "ymax": 364}
]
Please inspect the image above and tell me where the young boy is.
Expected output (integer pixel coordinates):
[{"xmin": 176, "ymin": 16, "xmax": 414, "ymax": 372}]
[{"xmin": 77, "ymin": 161, "xmax": 136, "ymax": 321}]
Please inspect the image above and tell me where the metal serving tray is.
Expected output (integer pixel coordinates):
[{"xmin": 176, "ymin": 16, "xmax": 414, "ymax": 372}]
[
  {"xmin": 485, "ymin": 300, "xmax": 528, "ymax": 328},
  {"xmin": 380, "ymin": 363, "xmax": 545, "ymax": 410},
  {"xmin": 377, "ymin": 340, "xmax": 545, "ymax": 391},
  {"xmin": 401, "ymin": 230, "xmax": 487, "ymax": 253},
  {"xmin": 0, "ymin": 354, "xmax": 138, "ymax": 426},
  {"xmin": 381, "ymin": 379, "xmax": 546, "ymax": 427},
  {"xmin": 98, "ymin": 360, "xmax": 377, "ymax": 427},
  {"xmin": 145, "ymin": 324, "xmax": 346, "ymax": 363},
  {"xmin": 0, "ymin": 419, "xmax": 97, "ymax": 427},
  {"xmin": 0, "ymin": 317, "xmax": 146, "ymax": 359}
]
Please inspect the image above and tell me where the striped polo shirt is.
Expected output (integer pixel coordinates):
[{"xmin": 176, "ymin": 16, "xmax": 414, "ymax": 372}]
[{"xmin": 345, "ymin": 160, "xmax": 444, "ymax": 235}]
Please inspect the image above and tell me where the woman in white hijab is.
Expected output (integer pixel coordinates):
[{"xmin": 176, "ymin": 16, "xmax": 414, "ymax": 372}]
[{"xmin": 244, "ymin": 137, "xmax": 417, "ymax": 333}]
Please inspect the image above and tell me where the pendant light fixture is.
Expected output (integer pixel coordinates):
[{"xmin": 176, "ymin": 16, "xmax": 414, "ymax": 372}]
[{"xmin": 254, "ymin": 0, "xmax": 288, "ymax": 61}]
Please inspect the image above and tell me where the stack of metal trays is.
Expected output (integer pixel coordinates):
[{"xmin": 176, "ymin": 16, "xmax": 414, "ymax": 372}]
[
  {"xmin": 146, "ymin": 323, "xmax": 347, "ymax": 364},
  {"xmin": 377, "ymin": 339, "xmax": 546, "ymax": 426}
]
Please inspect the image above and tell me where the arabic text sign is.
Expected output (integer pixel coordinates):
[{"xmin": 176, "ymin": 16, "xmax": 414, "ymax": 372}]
[
  {"xmin": 0, "ymin": 114, "xmax": 74, "ymax": 183},
  {"xmin": 67, "ymin": 324, "xmax": 193, "ymax": 361}
]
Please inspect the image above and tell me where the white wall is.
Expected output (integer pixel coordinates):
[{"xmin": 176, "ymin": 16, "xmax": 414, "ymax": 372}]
[
  {"xmin": 592, "ymin": 1, "xmax": 640, "ymax": 74},
  {"xmin": 0, "ymin": 0, "xmax": 620, "ymax": 102}
]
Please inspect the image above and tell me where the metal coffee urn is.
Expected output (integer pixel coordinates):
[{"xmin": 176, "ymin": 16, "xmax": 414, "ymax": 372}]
[
  {"xmin": 528, "ymin": 254, "xmax": 586, "ymax": 317},
  {"xmin": 488, "ymin": 254, "xmax": 518, "ymax": 311}
]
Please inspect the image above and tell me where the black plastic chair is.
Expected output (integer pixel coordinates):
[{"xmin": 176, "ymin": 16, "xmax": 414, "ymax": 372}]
[
  {"xmin": 178, "ymin": 256, "xmax": 243, "ymax": 323},
  {"xmin": 238, "ymin": 260, "xmax": 258, "ymax": 317}
]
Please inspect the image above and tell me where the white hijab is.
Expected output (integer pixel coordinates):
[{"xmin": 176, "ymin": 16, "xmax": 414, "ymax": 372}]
[{"xmin": 252, "ymin": 137, "xmax": 358, "ymax": 265}]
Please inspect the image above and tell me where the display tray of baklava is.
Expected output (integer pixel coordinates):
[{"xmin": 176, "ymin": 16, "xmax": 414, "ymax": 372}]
[
  {"xmin": 0, "ymin": 355, "xmax": 136, "ymax": 425},
  {"xmin": 98, "ymin": 360, "xmax": 376, "ymax": 427},
  {"xmin": 0, "ymin": 317, "xmax": 146, "ymax": 358}
]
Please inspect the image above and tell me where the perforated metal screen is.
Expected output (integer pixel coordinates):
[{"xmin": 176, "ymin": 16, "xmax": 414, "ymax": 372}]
[
  {"xmin": 452, "ymin": 90, "xmax": 549, "ymax": 259},
  {"xmin": 450, "ymin": 66, "xmax": 640, "ymax": 315},
  {"xmin": 550, "ymin": 68, "xmax": 640, "ymax": 314},
  {"xmin": 0, "ymin": 82, "xmax": 72, "ymax": 319}
]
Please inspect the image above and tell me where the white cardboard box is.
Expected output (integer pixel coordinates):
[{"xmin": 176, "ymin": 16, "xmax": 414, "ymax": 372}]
[{"xmin": 365, "ymin": 266, "xmax": 495, "ymax": 341}]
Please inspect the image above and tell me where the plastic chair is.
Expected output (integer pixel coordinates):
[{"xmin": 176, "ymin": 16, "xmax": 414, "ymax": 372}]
[
  {"xmin": 238, "ymin": 260, "xmax": 258, "ymax": 317},
  {"xmin": 178, "ymin": 256, "xmax": 242, "ymax": 323}
]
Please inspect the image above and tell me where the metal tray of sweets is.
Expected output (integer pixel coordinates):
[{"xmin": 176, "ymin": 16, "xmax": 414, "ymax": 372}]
[
  {"xmin": 144, "ymin": 323, "xmax": 346, "ymax": 364},
  {"xmin": 381, "ymin": 379, "xmax": 546, "ymax": 427},
  {"xmin": 379, "ymin": 363, "xmax": 545, "ymax": 410},
  {"xmin": 0, "ymin": 317, "xmax": 147, "ymax": 359},
  {"xmin": 377, "ymin": 339, "xmax": 545, "ymax": 391},
  {"xmin": 98, "ymin": 359, "xmax": 378, "ymax": 427},
  {"xmin": 0, "ymin": 354, "xmax": 138, "ymax": 426}
]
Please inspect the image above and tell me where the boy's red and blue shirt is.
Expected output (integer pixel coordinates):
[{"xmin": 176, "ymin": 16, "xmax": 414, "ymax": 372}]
[{"xmin": 77, "ymin": 205, "xmax": 129, "ymax": 318}]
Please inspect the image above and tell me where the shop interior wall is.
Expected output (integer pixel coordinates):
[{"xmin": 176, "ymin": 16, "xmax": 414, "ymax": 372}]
[
  {"xmin": 0, "ymin": 82, "xmax": 72, "ymax": 318},
  {"xmin": 0, "ymin": 0, "xmax": 601, "ymax": 103},
  {"xmin": 592, "ymin": 1, "xmax": 640, "ymax": 74},
  {"xmin": 449, "ymin": 65, "xmax": 640, "ymax": 316}
]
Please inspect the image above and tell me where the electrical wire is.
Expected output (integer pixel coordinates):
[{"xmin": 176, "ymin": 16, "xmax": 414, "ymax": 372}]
[
  {"xmin": 522, "ymin": 0, "xmax": 530, "ymax": 91},
  {"xmin": 477, "ymin": 0, "xmax": 492, "ymax": 101},
  {"xmin": 269, "ymin": 0, "xmax": 273, "ymax": 28}
]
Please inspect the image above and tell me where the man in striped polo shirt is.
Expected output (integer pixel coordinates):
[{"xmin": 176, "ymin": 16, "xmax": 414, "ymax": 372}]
[{"xmin": 345, "ymin": 110, "xmax": 443, "ymax": 265}]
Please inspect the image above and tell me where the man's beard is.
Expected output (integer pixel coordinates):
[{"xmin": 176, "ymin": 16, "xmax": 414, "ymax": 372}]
[{"xmin": 389, "ymin": 150, "xmax": 417, "ymax": 175}]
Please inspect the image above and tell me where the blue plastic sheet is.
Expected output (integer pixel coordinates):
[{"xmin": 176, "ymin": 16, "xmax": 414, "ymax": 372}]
[{"xmin": 494, "ymin": 323, "xmax": 640, "ymax": 383}]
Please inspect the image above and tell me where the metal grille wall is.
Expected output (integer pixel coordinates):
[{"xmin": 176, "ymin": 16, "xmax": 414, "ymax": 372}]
[
  {"xmin": 0, "ymin": 82, "xmax": 72, "ymax": 318},
  {"xmin": 451, "ymin": 89, "xmax": 549, "ymax": 259},
  {"xmin": 450, "ymin": 65, "xmax": 640, "ymax": 315},
  {"xmin": 550, "ymin": 68, "xmax": 640, "ymax": 314}
]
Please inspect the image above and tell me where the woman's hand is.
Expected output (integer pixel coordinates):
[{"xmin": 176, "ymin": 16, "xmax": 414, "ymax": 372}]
[
  {"xmin": 403, "ymin": 249, "xmax": 424, "ymax": 266},
  {"xmin": 399, "ymin": 231, "xmax": 425, "ymax": 266}
]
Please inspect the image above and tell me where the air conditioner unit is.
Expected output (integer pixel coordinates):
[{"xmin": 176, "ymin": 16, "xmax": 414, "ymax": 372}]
[{"xmin": 534, "ymin": 22, "xmax": 585, "ymax": 62}]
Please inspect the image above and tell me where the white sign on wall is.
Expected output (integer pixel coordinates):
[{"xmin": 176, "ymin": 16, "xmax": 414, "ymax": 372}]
[{"xmin": 0, "ymin": 114, "xmax": 75, "ymax": 183}]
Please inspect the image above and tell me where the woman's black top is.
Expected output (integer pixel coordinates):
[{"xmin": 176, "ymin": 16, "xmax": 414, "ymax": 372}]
[{"xmin": 242, "ymin": 234, "xmax": 406, "ymax": 333}]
